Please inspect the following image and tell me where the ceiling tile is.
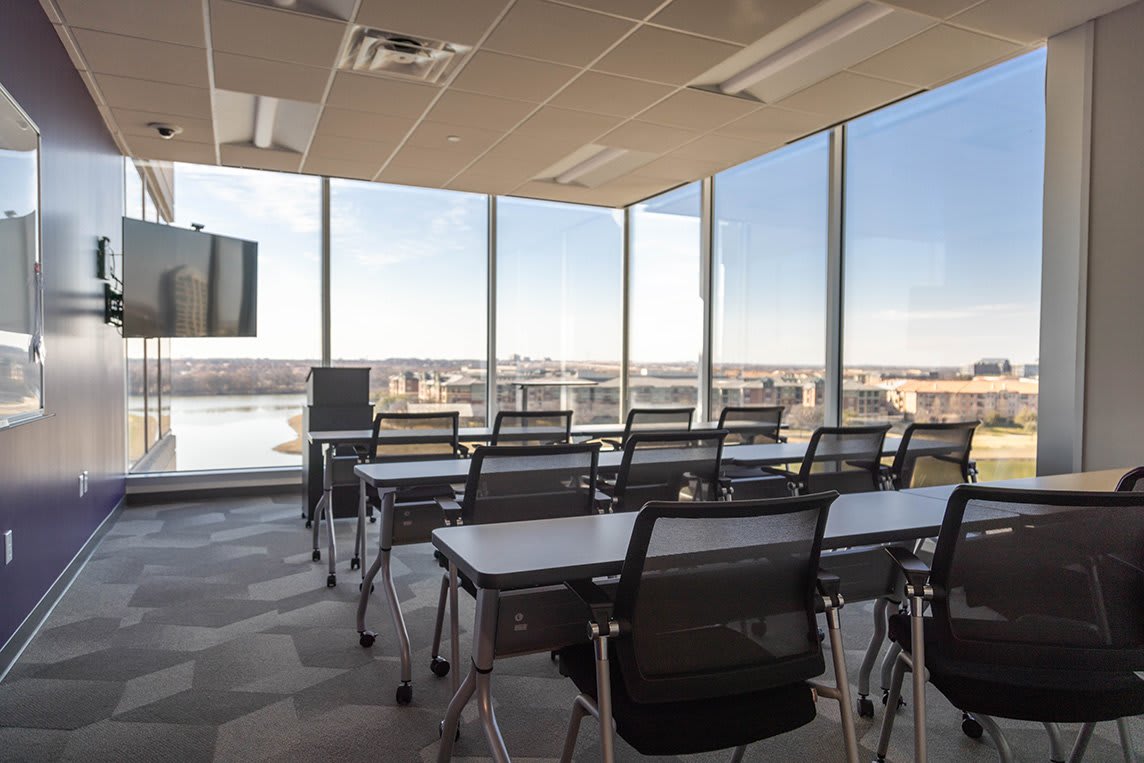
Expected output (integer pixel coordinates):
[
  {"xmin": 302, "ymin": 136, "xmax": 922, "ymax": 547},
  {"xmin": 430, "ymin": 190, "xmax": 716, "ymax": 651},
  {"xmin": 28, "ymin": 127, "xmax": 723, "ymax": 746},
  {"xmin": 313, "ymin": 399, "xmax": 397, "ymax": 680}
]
[
  {"xmin": 514, "ymin": 107, "xmax": 622, "ymax": 143},
  {"xmin": 548, "ymin": 72, "xmax": 674, "ymax": 117},
  {"xmin": 467, "ymin": 150, "xmax": 551, "ymax": 180},
  {"xmin": 405, "ymin": 120, "xmax": 505, "ymax": 157},
  {"xmin": 554, "ymin": 0, "xmax": 664, "ymax": 20},
  {"xmin": 715, "ymin": 105, "xmax": 827, "ymax": 142},
  {"xmin": 220, "ymin": 144, "xmax": 304, "ymax": 172},
  {"xmin": 210, "ymin": 0, "xmax": 348, "ymax": 68},
  {"xmin": 776, "ymin": 70, "xmax": 915, "ymax": 118},
  {"xmin": 72, "ymin": 29, "xmax": 209, "ymax": 87},
  {"xmin": 850, "ymin": 24, "xmax": 1021, "ymax": 86},
  {"xmin": 636, "ymin": 88, "xmax": 758, "ymax": 130},
  {"xmin": 55, "ymin": 0, "xmax": 205, "ymax": 46},
  {"xmin": 950, "ymin": 0, "xmax": 1135, "ymax": 44},
  {"xmin": 594, "ymin": 26, "xmax": 741, "ymax": 85},
  {"xmin": 484, "ymin": 0, "xmax": 634, "ymax": 66},
  {"xmin": 599, "ymin": 120, "xmax": 699, "ymax": 152},
  {"xmin": 213, "ymin": 52, "xmax": 331, "ymax": 101},
  {"xmin": 633, "ymin": 154, "xmax": 724, "ymax": 181},
  {"xmin": 308, "ymin": 133, "xmax": 398, "ymax": 163},
  {"xmin": 377, "ymin": 163, "xmax": 453, "ymax": 187},
  {"xmin": 95, "ymin": 74, "xmax": 212, "ymax": 118},
  {"xmin": 125, "ymin": 135, "xmax": 217, "ymax": 163},
  {"xmin": 315, "ymin": 107, "xmax": 414, "ymax": 142},
  {"xmin": 481, "ymin": 132, "xmax": 584, "ymax": 170},
  {"xmin": 650, "ymin": 0, "xmax": 820, "ymax": 45},
  {"xmin": 112, "ymin": 107, "xmax": 216, "ymax": 144},
  {"xmin": 386, "ymin": 145, "xmax": 476, "ymax": 173},
  {"xmin": 879, "ymin": 0, "xmax": 982, "ymax": 20},
  {"xmin": 451, "ymin": 51, "xmax": 578, "ymax": 102},
  {"xmin": 426, "ymin": 90, "xmax": 535, "ymax": 131},
  {"xmin": 670, "ymin": 133, "xmax": 768, "ymax": 162},
  {"xmin": 326, "ymin": 73, "xmax": 439, "ymax": 117},
  {"xmin": 302, "ymin": 155, "xmax": 380, "ymax": 180},
  {"xmin": 446, "ymin": 170, "xmax": 520, "ymax": 195},
  {"xmin": 355, "ymin": 0, "xmax": 510, "ymax": 46}
]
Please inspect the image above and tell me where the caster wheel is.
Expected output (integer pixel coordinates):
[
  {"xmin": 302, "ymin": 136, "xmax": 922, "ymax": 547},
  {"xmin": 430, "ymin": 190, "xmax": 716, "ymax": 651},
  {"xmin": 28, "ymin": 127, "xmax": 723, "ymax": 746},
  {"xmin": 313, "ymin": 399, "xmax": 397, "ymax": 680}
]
[
  {"xmin": 350, "ymin": 557, "xmax": 360, "ymax": 570},
  {"xmin": 369, "ymin": 515, "xmax": 377, "ymax": 524},
  {"xmin": 305, "ymin": 520, "xmax": 312, "ymax": 529},
  {"xmin": 430, "ymin": 657, "xmax": 450, "ymax": 677},
  {"xmin": 962, "ymin": 716, "xmax": 983, "ymax": 740},
  {"xmin": 396, "ymin": 683, "xmax": 412, "ymax": 705},
  {"xmin": 359, "ymin": 631, "xmax": 376, "ymax": 648},
  {"xmin": 858, "ymin": 697, "xmax": 874, "ymax": 718},
  {"xmin": 359, "ymin": 582, "xmax": 375, "ymax": 593},
  {"xmin": 326, "ymin": 574, "xmax": 337, "ymax": 588},
  {"xmin": 312, "ymin": 549, "xmax": 321, "ymax": 562}
]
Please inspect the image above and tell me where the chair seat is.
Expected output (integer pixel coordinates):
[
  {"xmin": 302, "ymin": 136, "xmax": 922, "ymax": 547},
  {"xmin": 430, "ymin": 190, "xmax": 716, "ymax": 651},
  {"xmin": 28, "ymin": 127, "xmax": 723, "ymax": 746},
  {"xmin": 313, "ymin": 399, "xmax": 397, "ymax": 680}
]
[
  {"xmin": 557, "ymin": 641, "xmax": 816, "ymax": 756},
  {"xmin": 888, "ymin": 613, "xmax": 1144, "ymax": 722}
]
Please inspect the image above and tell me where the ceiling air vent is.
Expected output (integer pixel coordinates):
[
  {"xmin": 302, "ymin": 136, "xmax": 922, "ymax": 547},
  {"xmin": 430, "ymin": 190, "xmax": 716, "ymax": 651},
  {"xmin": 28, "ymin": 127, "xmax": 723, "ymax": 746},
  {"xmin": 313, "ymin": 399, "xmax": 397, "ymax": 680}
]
[{"xmin": 340, "ymin": 26, "xmax": 469, "ymax": 84}]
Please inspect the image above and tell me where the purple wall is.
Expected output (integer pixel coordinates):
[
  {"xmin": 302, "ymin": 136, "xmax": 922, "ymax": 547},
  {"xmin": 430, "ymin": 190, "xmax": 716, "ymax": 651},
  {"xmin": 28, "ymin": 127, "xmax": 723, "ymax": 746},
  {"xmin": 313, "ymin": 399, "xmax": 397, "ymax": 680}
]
[{"xmin": 0, "ymin": 0, "xmax": 126, "ymax": 649}]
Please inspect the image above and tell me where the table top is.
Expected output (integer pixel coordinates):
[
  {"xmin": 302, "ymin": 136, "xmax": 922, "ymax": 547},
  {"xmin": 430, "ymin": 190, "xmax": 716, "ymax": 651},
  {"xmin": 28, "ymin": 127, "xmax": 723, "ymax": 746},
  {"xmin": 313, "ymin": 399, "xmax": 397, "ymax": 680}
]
[
  {"xmin": 905, "ymin": 467, "xmax": 1131, "ymax": 502},
  {"xmin": 429, "ymin": 490, "xmax": 1017, "ymax": 591},
  {"xmin": 308, "ymin": 423, "xmax": 636, "ymax": 445}
]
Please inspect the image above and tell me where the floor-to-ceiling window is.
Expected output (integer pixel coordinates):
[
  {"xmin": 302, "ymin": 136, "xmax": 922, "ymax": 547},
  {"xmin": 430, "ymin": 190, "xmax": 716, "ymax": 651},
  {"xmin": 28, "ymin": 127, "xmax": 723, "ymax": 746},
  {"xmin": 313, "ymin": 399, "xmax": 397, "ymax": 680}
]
[
  {"xmin": 330, "ymin": 180, "xmax": 488, "ymax": 424},
  {"xmin": 842, "ymin": 49, "xmax": 1045, "ymax": 479},
  {"xmin": 496, "ymin": 197, "xmax": 623, "ymax": 424},
  {"xmin": 712, "ymin": 133, "xmax": 830, "ymax": 440},
  {"xmin": 162, "ymin": 164, "xmax": 322, "ymax": 471},
  {"xmin": 628, "ymin": 182, "xmax": 703, "ymax": 414}
]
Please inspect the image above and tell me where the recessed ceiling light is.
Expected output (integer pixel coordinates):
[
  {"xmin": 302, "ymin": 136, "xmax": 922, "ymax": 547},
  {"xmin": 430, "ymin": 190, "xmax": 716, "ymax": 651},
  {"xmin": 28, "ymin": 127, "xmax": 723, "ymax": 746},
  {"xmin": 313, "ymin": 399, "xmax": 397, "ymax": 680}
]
[{"xmin": 447, "ymin": 135, "xmax": 461, "ymax": 143}]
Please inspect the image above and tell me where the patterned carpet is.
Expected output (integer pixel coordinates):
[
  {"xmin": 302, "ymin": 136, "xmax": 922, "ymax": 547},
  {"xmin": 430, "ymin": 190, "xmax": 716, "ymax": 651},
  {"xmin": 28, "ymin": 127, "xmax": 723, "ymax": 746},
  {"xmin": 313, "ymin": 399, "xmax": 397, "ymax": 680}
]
[{"xmin": 0, "ymin": 492, "xmax": 1138, "ymax": 762}]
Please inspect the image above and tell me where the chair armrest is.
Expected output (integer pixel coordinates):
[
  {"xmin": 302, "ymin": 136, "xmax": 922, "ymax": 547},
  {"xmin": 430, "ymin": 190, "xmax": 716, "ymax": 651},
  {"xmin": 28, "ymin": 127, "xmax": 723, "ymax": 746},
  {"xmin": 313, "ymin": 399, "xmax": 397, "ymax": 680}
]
[
  {"xmin": 884, "ymin": 546, "xmax": 931, "ymax": 592},
  {"xmin": 600, "ymin": 438, "xmax": 622, "ymax": 451},
  {"xmin": 816, "ymin": 571, "xmax": 843, "ymax": 610},
  {"xmin": 777, "ymin": 435, "xmax": 788, "ymax": 443},
  {"xmin": 757, "ymin": 465, "xmax": 796, "ymax": 478},
  {"xmin": 454, "ymin": 443, "xmax": 470, "ymax": 457},
  {"xmin": 594, "ymin": 490, "xmax": 613, "ymax": 514},
  {"xmin": 565, "ymin": 578, "xmax": 616, "ymax": 636},
  {"xmin": 435, "ymin": 498, "xmax": 462, "ymax": 526}
]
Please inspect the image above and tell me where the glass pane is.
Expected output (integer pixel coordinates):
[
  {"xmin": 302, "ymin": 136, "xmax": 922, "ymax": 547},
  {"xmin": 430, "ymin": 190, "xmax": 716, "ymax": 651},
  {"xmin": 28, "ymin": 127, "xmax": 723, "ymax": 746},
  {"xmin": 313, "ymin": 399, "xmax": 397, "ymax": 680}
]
[
  {"xmin": 628, "ymin": 182, "xmax": 702, "ymax": 415},
  {"xmin": 712, "ymin": 134, "xmax": 829, "ymax": 441},
  {"xmin": 165, "ymin": 164, "xmax": 321, "ymax": 471},
  {"xmin": 145, "ymin": 338, "xmax": 159, "ymax": 449},
  {"xmin": 330, "ymin": 180, "xmax": 488, "ymax": 424},
  {"xmin": 124, "ymin": 159, "xmax": 143, "ymax": 219},
  {"xmin": 126, "ymin": 337, "xmax": 146, "ymax": 465},
  {"xmin": 842, "ymin": 51, "xmax": 1045, "ymax": 479},
  {"xmin": 496, "ymin": 197, "xmax": 623, "ymax": 424},
  {"xmin": 159, "ymin": 337, "xmax": 171, "ymax": 435}
]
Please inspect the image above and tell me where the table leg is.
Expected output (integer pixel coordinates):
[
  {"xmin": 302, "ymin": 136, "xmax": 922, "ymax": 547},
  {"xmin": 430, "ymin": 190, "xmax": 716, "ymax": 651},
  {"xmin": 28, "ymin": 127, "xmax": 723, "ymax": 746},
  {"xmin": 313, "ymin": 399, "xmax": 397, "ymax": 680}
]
[
  {"xmin": 378, "ymin": 492, "xmax": 413, "ymax": 702},
  {"xmin": 438, "ymin": 587, "xmax": 509, "ymax": 762},
  {"xmin": 353, "ymin": 477, "xmax": 365, "ymax": 573},
  {"xmin": 310, "ymin": 491, "xmax": 323, "ymax": 560},
  {"xmin": 449, "ymin": 561, "xmax": 461, "ymax": 695},
  {"xmin": 323, "ymin": 445, "xmax": 337, "ymax": 587}
]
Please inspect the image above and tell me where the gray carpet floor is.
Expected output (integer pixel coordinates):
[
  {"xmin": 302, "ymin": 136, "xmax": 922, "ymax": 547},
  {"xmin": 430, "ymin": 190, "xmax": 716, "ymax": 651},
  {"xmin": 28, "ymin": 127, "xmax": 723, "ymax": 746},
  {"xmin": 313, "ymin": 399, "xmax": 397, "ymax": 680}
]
[{"xmin": 0, "ymin": 492, "xmax": 1138, "ymax": 762}]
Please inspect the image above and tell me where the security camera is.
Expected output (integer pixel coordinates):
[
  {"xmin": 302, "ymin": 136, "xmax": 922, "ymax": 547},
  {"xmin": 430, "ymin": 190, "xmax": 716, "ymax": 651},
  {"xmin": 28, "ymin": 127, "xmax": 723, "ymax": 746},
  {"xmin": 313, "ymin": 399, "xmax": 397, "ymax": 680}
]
[{"xmin": 147, "ymin": 122, "xmax": 182, "ymax": 140}]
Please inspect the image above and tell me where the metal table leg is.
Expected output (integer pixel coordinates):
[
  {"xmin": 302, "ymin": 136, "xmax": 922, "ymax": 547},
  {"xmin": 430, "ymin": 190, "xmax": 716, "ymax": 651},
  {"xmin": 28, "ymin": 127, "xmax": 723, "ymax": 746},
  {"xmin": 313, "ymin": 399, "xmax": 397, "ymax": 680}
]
[
  {"xmin": 323, "ymin": 445, "xmax": 337, "ymax": 587},
  {"xmin": 439, "ymin": 587, "xmax": 509, "ymax": 762},
  {"xmin": 857, "ymin": 596, "xmax": 889, "ymax": 716},
  {"xmin": 353, "ymin": 476, "xmax": 365, "ymax": 574},
  {"xmin": 449, "ymin": 560, "xmax": 461, "ymax": 695}
]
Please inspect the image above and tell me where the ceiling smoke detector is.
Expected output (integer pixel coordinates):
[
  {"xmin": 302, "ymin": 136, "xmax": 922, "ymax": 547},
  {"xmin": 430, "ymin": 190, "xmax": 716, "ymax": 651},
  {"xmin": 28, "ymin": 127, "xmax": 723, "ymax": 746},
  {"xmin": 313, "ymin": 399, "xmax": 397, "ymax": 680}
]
[{"xmin": 340, "ymin": 26, "xmax": 469, "ymax": 84}]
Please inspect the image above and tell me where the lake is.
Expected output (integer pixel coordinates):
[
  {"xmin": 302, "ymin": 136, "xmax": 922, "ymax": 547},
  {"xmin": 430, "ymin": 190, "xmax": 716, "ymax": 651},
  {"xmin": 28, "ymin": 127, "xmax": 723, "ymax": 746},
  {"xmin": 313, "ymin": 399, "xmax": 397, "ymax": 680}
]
[{"xmin": 168, "ymin": 393, "xmax": 304, "ymax": 471}]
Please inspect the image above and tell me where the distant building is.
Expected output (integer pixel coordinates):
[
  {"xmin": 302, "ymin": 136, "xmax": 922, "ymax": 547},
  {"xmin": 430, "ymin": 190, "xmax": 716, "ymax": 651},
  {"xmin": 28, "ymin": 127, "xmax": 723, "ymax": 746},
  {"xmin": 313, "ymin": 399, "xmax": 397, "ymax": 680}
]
[
  {"xmin": 165, "ymin": 265, "xmax": 208, "ymax": 336},
  {"xmin": 893, "ymin": 377, "xmax": 1038, "ymax": 422},
  {"xmin": 1018, "ymin": 363, "xmax": 1039, "ymax": 378},
  {"xmin": 965, "ymin": 358, "xmax": 1012, "ymax": 376}
]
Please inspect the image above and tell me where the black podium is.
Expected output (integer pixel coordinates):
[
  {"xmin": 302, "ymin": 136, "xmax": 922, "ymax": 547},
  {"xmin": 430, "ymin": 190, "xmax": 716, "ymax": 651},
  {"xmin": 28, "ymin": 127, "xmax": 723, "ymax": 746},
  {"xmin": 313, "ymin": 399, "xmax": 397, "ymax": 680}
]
[{"xmin": 303, "ymin": 367, "xmax": 372, "ymax": 525}]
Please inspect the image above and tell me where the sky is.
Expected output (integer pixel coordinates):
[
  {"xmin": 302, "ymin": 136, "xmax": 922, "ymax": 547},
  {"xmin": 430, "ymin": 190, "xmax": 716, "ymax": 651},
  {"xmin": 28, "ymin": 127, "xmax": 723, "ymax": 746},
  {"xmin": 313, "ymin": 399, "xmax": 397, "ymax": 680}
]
[{"xmin": 160, "ymin": 48, "xmax": 1046, "ymax": 370}]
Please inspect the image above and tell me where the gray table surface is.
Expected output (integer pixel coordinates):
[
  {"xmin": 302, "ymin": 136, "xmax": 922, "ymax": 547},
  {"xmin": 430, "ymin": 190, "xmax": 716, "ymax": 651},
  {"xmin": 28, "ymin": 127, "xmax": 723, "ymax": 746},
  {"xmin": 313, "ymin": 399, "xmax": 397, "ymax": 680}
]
[
  {"xmin": 905, "ymin": 467, "xmax": 1130, "ymax": 502},
  {"xmin": 429, "ymin": 490, "xmax": 1016, "ymax": 591}
]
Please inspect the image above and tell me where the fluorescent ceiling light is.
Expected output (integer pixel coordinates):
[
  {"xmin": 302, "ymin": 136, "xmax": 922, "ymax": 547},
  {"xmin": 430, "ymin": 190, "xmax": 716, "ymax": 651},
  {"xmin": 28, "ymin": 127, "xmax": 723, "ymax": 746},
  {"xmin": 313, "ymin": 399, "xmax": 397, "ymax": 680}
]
[
  {"xmin": 555, "ymin": 146, "xmax": 628, "ymax": 185},
  {"xmin": 720, "ymin": 2, "xmax": 894, "ymax": 95},
  {"xmin": 252, "ymin": 96, "xmax": 278, "ymax": 149}
]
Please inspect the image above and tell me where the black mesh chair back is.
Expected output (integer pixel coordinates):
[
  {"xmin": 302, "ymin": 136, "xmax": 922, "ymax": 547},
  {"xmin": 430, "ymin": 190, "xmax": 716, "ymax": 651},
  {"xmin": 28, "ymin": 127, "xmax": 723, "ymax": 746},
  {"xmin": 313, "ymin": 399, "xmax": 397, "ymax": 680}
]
[
  {"xmin": 491, "ymin": 410, "xmax": 572, "ymax": 446},
  {"xmin": 718, "ymin": 405, "xmax": 785, "ymax": 445},
  {"xmin": 1116, "ymin": 466, "xmax": 1144, "ymax": 492},
  {"xmin": 460, "ymin": 443, "xmax": 600, "ymax": 525},
  {"xmin": 622, "ymin": 407, "xmax": 694, "ymax": 441},
  {"xmin": 611, "ymin": 493, "xmax": 837, "ymax": 703},
  {"xmin": 889, "ymin": 420, "xmax": 978, "ymax": 489},
  {"xmin": 369, "ymin": 411, "xmax": 462, "ymax": 461},
  {"xmin": 799, "ymin": 425, "xmax": 890, "ymax": 494},
  {"xmin": 930, "ymin": 485, "xmax": 1144, "ymax": 672},
  {"xmin": 612, "ymin": 431, "xmax": 728, "ymax": 513}
]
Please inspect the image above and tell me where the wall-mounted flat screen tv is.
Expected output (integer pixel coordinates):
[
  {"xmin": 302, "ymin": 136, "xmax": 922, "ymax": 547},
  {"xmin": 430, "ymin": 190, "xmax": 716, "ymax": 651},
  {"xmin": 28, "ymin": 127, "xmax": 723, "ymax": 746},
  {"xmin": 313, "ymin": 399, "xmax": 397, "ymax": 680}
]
[{"xmin": 123, "ymin": 218, "xmax": 257, "ymax": 338}]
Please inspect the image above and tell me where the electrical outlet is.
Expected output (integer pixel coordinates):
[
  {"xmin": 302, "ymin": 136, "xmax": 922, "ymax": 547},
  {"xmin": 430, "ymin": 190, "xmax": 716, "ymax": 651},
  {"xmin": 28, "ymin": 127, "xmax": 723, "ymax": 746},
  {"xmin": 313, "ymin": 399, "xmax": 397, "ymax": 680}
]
[{"xmin": 4, "ymin": 530, "xmax": 12, "ymax": 565}]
